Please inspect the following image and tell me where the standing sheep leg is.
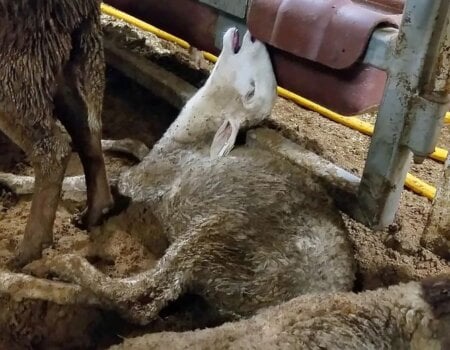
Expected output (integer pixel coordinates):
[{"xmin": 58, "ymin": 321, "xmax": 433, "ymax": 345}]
[
  {"xmin": 57, "ymin": 20, "xmax": 113, "ymax": 229},
  {"xmin": 65, "ymin": 118, "xmax": 113, "ymax": 229},
  {"xmin": 0, "ymin": 114, "xmax": 72, "ymax": 266},
  {"xmin": 20, "ymin": 131, "xmax": 72, "ymax": 265}
]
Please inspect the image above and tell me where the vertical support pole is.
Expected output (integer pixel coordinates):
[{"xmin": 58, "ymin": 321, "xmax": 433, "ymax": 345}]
[
  {"xmin": 356, "ymin": 0, "xmax": 450, "ymax": 228},
  {"xmin": 422, "ymin": 155, "xmax": 450, "ymax": 259}
]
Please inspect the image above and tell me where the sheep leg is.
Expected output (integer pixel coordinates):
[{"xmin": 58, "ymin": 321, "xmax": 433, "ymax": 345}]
[
  {"xmin": 43, "ymin": 235, "xmax": 202, "ymax": 325},
  {"xmin": 0, "ymin": 111, "xmax": 72, "ymax": 266},
  {"xmin": 0, "ymin": 173, "xmax": 90, "ymax": 196},
  {"xmin": 20, "ymin": 131, "xmax": 72, "ymax": 265},
  {"xmin": 101, "ymin": 139, "xmax": 150, "ymax": 162},
  {"xmin": 56, "ymin": 19, "xmax": 113, "ymax": 229},
  {"xmin": 41, "ymin": 222, "xmax": 253, "ymax": 325},
  {"xmin": 0, "ymin": 270, "xmax": 102, "ymax": 306},
  {"xmin": 0, "ymin": 173, "xmax": 35, "ymax": 195}
]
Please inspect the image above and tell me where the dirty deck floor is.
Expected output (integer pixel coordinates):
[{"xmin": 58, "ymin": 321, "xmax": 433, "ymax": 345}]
[{"xmin": 0, "ymin": 20, "xmax": 449, "ymax": 348}]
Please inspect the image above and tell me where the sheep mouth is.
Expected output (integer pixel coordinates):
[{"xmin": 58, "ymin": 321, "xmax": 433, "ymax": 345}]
[{"xmin": 232, "ymin": 28, "xmax": 241, "ymax": 54}]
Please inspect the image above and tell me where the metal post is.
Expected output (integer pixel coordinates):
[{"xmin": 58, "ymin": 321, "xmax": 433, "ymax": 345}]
[
  {"xmin": 355, "ymin": 0, "xmax": 450, "ymax": 229},
  {"xmin": 422, "ymin": 155, "xmax": 450, "ymax": 259},
  {"xmin": 198, "ymin": 0, "xmax": 249, "ymax": 50}
]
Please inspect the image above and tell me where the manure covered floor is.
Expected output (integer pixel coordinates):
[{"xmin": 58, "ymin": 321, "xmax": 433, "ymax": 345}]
[{"xmin": 0, "ymin": 17, "xmax": 449, "ymax": 349}]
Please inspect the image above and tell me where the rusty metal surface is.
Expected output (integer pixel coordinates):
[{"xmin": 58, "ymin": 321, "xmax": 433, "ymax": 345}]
[
  {"xmin": 247, "ymin": 0, "xmax": 402, "ymax": 69},
  {"xmin": 355, "ymin": 0, "xmax": 404, "ymax": 12},
  {"xmin": 272, "ymin": 48, "xmax": 387, "ymax": 114},
  {"xmin": 106, "ymin": 0, "xmax": 220, "ymax": 54},
  {"xmin": 105, "ymin": 0, "xmax": 392, "ymax": 114}
]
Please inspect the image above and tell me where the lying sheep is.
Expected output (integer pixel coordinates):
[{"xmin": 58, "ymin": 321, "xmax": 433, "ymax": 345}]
[
  {"xmin": 32, "ymin": 28, "xmax": 356, "ymax": 325},
  {"xmin": 109, "ymin": 274, "xmax": 450, "ymax": 350},
  {"xmin": 0, "ymin": 0, "xmax": 113, "ymax": 265}
]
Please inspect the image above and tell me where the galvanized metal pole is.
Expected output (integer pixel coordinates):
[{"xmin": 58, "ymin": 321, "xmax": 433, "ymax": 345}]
[
  {"xmin": 422, "ymin": 155, "xmax": 450, "ymax": 259},
  {"xmin": 356, "ymin": 0, "xmax": 450, "ymax": 229}
]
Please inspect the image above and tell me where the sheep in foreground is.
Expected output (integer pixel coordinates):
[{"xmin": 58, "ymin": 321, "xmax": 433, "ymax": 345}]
[
  {"xmin": 29, "ymin": 28, "xmax": 356, "ymax": 325},
  {"xmin": 0, "ymin": 0, "xmax": 113, "ymax": 265},
  {"xmin": 109, "ymin": 274, "xmax": 450, "ymax": 350}
]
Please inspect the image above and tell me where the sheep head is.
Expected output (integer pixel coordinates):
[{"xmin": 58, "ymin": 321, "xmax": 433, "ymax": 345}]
[
  {"xmin": 166, "ymin": 28, "xmax": 276, "ymax": 157},
  {"xmin": 208, "ymin": 28, "xmax": 277, "ymax": 158}
]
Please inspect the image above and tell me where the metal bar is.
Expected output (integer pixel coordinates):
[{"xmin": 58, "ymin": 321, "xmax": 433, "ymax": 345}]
[
  {"xmin": 362, "ymin": 27, "xmax": 397, "ymax": 71},
  {"xmin": 356, "ymin": 0, "xmax": 450, "ymax": 228},
  {"xmin": 198, "ymin": 0, "xmax": 249, "ymax": 19},
  {"xmin": 214, "ymin": 13, "xmax": 248, "ymax": 49},
  {"xmin": 422, "ymin": 156, "xmax": 450, "ymax": 259},
  {"xmin": 104, "ymin": 39, "xmax": 197, "ymax": 109}
]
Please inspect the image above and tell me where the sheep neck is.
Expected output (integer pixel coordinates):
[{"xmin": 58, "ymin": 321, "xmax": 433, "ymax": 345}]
[{"xmin": 154, "ymin": 81, "xmax": 244, "ymax": 156}]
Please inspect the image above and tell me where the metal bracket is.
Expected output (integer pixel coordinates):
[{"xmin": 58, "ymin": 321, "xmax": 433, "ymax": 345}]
[
  {"xmin": 214, "ymin": 13, "xmax": 248, "ymax": 49},
  {"xmin": 363, "ymin": 27, "xmax": 397, "ymax": 71},
  {"xmin": 402, "ymin": 95, "xmax": 448, "ymax": 162},
  {"xmin": 198, "ymin": 0, "xmax": 249, "ymax": 19}
]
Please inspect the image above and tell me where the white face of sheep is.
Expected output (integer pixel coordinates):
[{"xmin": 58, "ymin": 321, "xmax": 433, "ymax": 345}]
[{"xmin": 208, "ymin": 28, "xmax": 277, "ymax": 158}]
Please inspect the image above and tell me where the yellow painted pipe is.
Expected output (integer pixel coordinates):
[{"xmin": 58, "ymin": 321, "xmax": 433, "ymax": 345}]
[
  {"xmin": 278, "ymin": 87, "xmax": 448, "ymax": 162},
  {"xmin": 405, "ymin": 174, "xmax": 436, "ymax": 200},
  {"xmin": 100, "ymin": 3, "xmax": 438, "ymax": 199},
  {"xmin": 446, "ymin": 112, "xmax": 450, "ymax": 123}
]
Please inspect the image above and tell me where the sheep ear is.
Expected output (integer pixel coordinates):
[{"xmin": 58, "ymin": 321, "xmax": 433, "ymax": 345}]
[{"xmin": 210, "ymin": 119, "xmax": 240, "ymax": 159}]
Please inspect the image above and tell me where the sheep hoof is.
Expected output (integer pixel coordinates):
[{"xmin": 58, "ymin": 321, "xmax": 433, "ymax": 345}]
[
  {"xmin": 9, "ymin": 225, "xmax": 54, "ymax": 269},
  {"xmin": 72, "ymin": 187, "xmax": 130, "ymax": 231},
  {"xmin": 71, "ymin": 207, "xmax": 93, "ymax": 230},
  {"xmin": 72, "ymin": 206, "xmax": 112, "ymax": 230},
  {"xmin": 8, "ymin": 247, "xmax": 43, "ymax": 270}
]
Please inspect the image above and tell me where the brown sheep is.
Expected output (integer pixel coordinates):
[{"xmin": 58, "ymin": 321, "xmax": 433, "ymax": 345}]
[{"xmin": 0, "ymin": 0, "xmax": 113, "ymax": 266}]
